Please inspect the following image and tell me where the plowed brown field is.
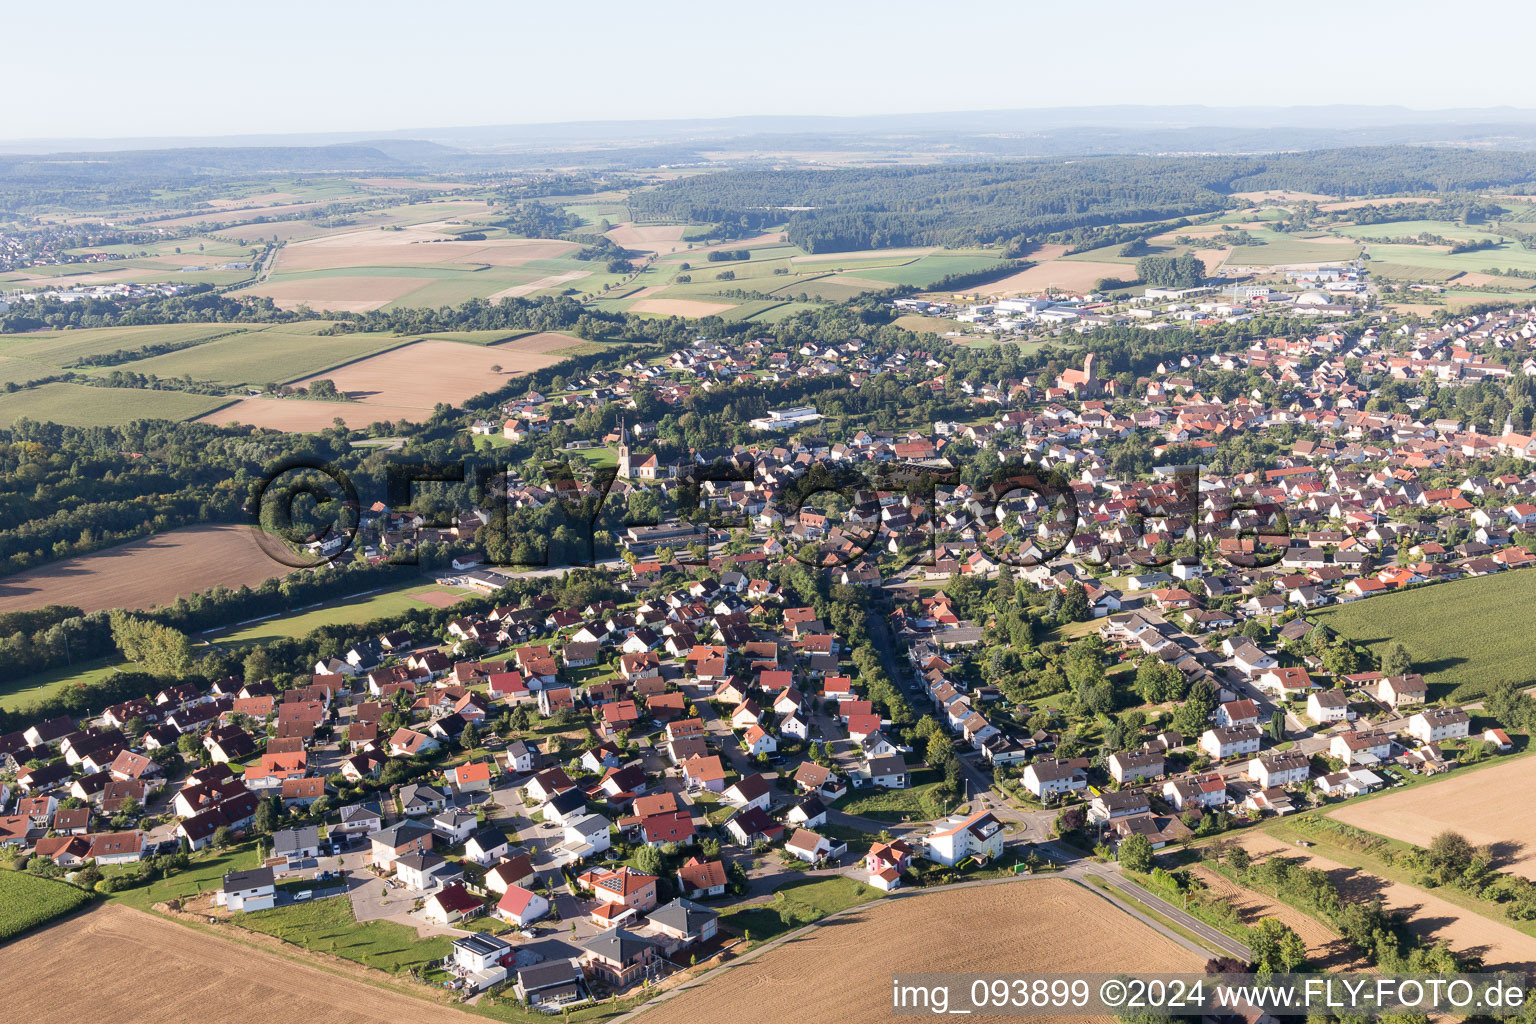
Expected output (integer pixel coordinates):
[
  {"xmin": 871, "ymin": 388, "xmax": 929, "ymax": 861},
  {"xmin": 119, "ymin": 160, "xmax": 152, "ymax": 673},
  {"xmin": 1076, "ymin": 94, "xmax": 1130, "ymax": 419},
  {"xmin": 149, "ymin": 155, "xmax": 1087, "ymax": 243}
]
[
  {"xmin": 0, "ymin": 903, "xmax": 477, "ymax": 1024},
  {"xmin": 635, "ymin": 879, "xmax": 1201, "ymax": 1024}
]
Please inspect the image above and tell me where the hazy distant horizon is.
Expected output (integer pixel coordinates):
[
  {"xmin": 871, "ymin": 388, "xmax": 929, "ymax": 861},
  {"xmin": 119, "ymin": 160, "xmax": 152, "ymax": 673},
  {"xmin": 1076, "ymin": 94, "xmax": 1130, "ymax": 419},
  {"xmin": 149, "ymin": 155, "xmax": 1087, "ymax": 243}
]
[
  {"xmin": 9, "ymin": 103, "xmax": 1536, "ymax": 155},
  {"xmin": 12, "ymin": 0, "xmax": 1536, "ymax": 144}
]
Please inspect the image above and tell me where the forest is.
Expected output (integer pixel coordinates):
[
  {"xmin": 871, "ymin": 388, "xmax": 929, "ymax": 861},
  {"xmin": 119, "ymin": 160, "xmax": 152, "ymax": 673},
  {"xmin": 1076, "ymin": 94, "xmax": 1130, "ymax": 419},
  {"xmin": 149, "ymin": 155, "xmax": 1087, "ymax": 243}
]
[{"xmin": 628, "ymin": 147, "xmax": 1536, "ymax": 253}]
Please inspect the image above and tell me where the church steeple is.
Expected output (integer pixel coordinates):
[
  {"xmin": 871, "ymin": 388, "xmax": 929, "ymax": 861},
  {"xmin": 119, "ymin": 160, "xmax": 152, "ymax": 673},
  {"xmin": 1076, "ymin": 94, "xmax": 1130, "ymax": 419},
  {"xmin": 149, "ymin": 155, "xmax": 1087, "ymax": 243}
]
[{"xmin": 617, "ymin": 413, "xmax": 631, "ymax": 479}]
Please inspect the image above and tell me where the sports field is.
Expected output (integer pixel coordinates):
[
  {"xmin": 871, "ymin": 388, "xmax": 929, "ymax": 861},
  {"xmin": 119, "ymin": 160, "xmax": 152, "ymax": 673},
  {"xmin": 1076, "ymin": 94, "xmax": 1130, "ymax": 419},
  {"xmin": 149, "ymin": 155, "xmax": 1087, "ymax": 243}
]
[
  {"xmin": 1312, "ymin": 568, "xmax": 1536, "ymax": 699},
  {"xmin": 0, "ymin": 656, "xmax": 125, "ymax": 713},
  {"xmin": 0, "ymin": 523, "xmax": 286, "ymax": 615},
  {"xmin": 206, "ymin": 580, "xmax": 474, "ymax": 647}
]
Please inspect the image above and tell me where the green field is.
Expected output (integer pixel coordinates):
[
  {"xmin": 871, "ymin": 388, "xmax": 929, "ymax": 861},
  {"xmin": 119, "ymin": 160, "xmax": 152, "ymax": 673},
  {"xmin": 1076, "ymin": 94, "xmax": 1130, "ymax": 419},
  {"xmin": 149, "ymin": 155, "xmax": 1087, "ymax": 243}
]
[
  {"xmin": 852, "ymin": 254, "xmax": 1011, "ymax": 288},
  {"xmin": 0, "ymin": 656, "xmax": 125, "ymax": 713},
  {"xmin": 207, "ymin": 579, "xmax": 475, "ymax": 647},
  {"xmin": 238, "ymin": 894, "xmax": 453, "ymax": 972},
  {"xmin": 1225, "ymin": 230, "xmax": 1362, "ymax": 266},
  {"xmin": 0, "ymin": 323, "xmax": 250, "ymax": 367},
  {"xmin": 0, "ymin": 870, "xmax": 93, "ymax": 940},
  {"xmin": 1333, "ymin": 219, "xmax": 1513, "ymax": 243},
  {"xmin": 831, "ymin": 766, "xmax": 952, "ymax": 822},
  {"xmin": 1313, "ymin": 569, "xmax": 1536, "ymax": 700},
  {"xmin": 0, "ymin": 383, "xmax": 230, "ymax": 427},
  {"xmin": 114, "ymin": 327, "xmax": 417, "ymax": 386},
  {"xmin": 106, "ymin": 842, "xmax": 261, "ymax": 911},
  {"xmin": 1365, "ymin": 240, "xmax": 1536, "ymax": 275},
  {"xmin": 718, "ymin": 875, "xmax": 882, "ymax": 947}
]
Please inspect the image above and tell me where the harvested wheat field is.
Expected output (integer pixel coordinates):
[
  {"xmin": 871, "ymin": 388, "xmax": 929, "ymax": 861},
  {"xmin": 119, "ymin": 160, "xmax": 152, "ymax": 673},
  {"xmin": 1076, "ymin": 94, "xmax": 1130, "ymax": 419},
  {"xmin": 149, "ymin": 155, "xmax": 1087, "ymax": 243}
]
[
  {"xmin": 488, "ymin": 270, "xmax": 590, "ymax": 299},
  {"xmin": 0, "ymin": 904, "xmax": 475, "ymax": 1024},
  {"xmin": 1332, "ymin": 758, "xmax": 1536, "ymax": 880},
  {"xmin": 1195, "ymin": 247, "xmax": 1233, "ymax": 274},
  {"xmin": 988, "ymin": 259, "xmax": 1129, "ymax": 295},
  {"xmin": 608, "ymin": 223, "xmax": 691, "ymax": 255},
  {"xmin": 637, "ymin": 879, "xmax": 1200, "ymax": 1024},
  {"xmin": 0, "ymin": 523, "xmax": 286, "ymax": 614},
  {"xmin": 1236, "ymin": 832, "xmax": 1536, "ymax": 973},
  {"xmin": 1232, "ymin": 190, "xmax": 1333, "ymax": 203},
  {"xmin": 1188, "ymin": 865, "xmax": 1366, "ymax": 970},
  {"xmin": 630, "ymin": 298, "xmax": 737, "ymax": 317},
  {"xmin": 199, "ymin": 396, "xmax": 433, "ymax": 431},
  {"xmin": 294, "ymin": 333, "xmax": 584, "ymax": 408},
  {"xmin": 273, "ymin": 224, "xmax": 576, "ymax": 272}
]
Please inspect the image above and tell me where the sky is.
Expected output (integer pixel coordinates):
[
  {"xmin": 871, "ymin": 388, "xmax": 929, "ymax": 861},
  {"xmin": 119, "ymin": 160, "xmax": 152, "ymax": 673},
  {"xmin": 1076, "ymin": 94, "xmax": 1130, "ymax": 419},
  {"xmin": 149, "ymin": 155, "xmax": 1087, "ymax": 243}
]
[{"xmin": 10, "ymin": 0, "xmax": 1536, "ymax": 142}]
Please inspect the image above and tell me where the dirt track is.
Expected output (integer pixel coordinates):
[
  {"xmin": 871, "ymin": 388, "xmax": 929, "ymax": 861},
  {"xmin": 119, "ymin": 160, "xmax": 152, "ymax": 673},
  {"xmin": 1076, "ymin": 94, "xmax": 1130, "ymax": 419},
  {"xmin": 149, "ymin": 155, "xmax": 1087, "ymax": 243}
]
[
  {"xmin": 0, "ymin": 903, "xmax": 477, "ymax": 1024},
  {"xmin": 1236, "ymin": 833, "xmax": 1536, "ymax": 974}
]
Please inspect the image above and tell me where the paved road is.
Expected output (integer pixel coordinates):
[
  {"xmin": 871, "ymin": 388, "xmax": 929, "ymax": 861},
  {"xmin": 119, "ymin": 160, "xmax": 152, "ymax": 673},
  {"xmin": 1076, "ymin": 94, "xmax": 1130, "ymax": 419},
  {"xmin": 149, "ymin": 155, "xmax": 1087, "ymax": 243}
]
[{"xmin": 1033, "ymin": 842, "xmax": 1254, "ymax": 962}]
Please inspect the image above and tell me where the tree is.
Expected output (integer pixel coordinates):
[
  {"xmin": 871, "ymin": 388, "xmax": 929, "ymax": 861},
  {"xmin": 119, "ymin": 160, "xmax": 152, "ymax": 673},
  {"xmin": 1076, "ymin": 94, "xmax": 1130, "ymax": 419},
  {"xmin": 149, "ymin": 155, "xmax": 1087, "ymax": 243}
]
[
  {"xmin": 1172, "ymin": 682, "xmax": 1217, "ymax": 738},
  {"xmin": 1118, "ymin": 834, "xmax": 1154, "ymax": 874},
  {"xmin": 253, "ymin": 794, "xmax": 282, "ymax": 833},
  {"xmin": 243, "ymin": 646, "xmax": 273, "ymax": 683},
  {"xmin": 461, "ymin": 720, "xmax": 481, "ymax": 751},
  {"xmin": 1380, "ymin": 641, "xmax": 1412, "ymax": 677},
  {"xmin": 1249, "ymin": 918, "xmax": 1308, "ymax": 973},
  {"xmin": 632, "ymin": 843, "xmax": 665, "ymax": 876},
  {"xmin": 212, "ymin": 825, "xmax": 232, "ymax": 849},
  {"xmin": 1268, "ymin": 713, "xmax": 1286, "ymax": 742}
]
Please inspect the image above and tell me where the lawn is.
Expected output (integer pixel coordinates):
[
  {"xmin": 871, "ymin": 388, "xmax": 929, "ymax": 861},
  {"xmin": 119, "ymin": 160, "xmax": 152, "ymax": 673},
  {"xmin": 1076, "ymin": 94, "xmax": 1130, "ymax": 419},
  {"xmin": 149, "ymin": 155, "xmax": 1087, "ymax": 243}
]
[
  {"xmin": 0, "ymin": 656, "xmax": 125, "ymax": 713},
  {"xmin": 0, "ymin": 869, "xmax": 94, "ymax": 941},
  {"xmin": 206, "ymin": 579, "xmax": 474, "ymax": 647},
  {"xmin": 106, "ymin": 841, "xmax": 261, "ymax": 911},
  {"xmin": 0, "ymin": 382, "xmax": 232, "ymax": 427},
  {"xmin": 832, "ymin": 766, "xmax": 952, "ymax": 822},
  {"xmin": 717, "ymin": 875, "xmax": 882, "ymax": 946},
  {"xmin": 238, "ymin": 894, "xmax": 453, "ymax": 972},
  {"xmin": 1312, "ymin": 569, "xmax": 1536, "ymax": 700}
]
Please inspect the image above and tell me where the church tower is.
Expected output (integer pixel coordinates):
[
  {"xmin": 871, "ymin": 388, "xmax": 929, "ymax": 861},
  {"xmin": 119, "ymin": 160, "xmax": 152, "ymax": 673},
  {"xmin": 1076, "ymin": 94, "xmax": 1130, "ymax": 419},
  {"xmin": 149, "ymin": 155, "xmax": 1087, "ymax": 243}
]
[{"xmin": 617, "ymin": 414, "xmax": 632, "ymax": 479}]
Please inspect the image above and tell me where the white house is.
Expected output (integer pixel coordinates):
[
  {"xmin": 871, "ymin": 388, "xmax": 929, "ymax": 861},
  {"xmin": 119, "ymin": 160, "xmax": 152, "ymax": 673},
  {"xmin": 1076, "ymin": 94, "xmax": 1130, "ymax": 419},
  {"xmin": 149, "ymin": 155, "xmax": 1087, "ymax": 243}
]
[
  {"xmin": 496, "ymin": 884, "xmax": 551, "ymax": 928},
  {"xmin": 923, "ymin": 809, "xmax": 1004, "ymax": 866},
  {"xmin": 1224, "ymin": 638, "xmax": 1277, "ymax": 677},
  {"xmin": 215, "ymin": 867, "xmax": 276, "ymax": 912},
  {"xmin": 1163, "ymin": 773, "xmax": 1228, "ymax": 812},
  {"xmin": 784, "ymin": 828, "xmax": 842, "ymax": 864},
  {"xmin": 1248, "ymin": 750, "xmax": 1311, "ymax": 788},
  {"xmin": 1330, "ymin": 731, "xmax": 1392, "ymax": 765},
  {"xmin": 1022, "ymin": 759, "xmax": 1087, "ymax": 800},
  {"xmin": 1315, "ymin": 768, "xmax": 1385, "ymax": 797},
  {"xmin": 1306, "ymin": 690, "xmax": 1350, "ymax": 724},
  {"xmin": 1106, "ymin": 750, "xmax": 1163, "ymax": 785},
  {"xmin": 1200, "ymin": 725, "xmax": 1262, "ymax": 760},
  {"xmin": 1214, "ymin": 699, "xmax": 1259, "ymax": 729},
  {"xmin": 562, "ymin": 813, "xmax": 612, "ymax": 859},
  {"xmin": 1407, "ymin": 708, "xmax": 1471, "ymax": 744},
  {"xmin": 1377, "ymin": 674, "xmax": 1428, "ymax": 708}
]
